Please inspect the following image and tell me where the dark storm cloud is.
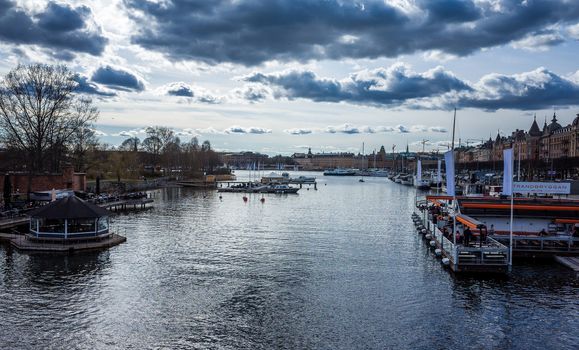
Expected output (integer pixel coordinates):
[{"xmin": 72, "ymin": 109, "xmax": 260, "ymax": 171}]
[
  {"xmin": 37, "ymin": 1, "xmax": 89, "ymax": 32},
  {"xmin": 0, "ymin": 0, "xmax": 107, "ymax": 56},
  {"xmin": 458, "ymin": 68, "xmax": 579, "ymax": 111},
  {"xmin": 123, "ymin": 0, "xmax": 579, "ymax": 65},
  {"xmin": 244, "ymin": 64, "xmax": 471, "ymax": 107},
  {"xmin": 245, "ymin": 65, "xmax": 579, "ymax": 111},
  {"xmin": 91, "ymin": 66, "xmax": 145, "ymax": 92},
  {"xmin": 74, "ymin": 75, "xmax": 116, "ymax": 97}
]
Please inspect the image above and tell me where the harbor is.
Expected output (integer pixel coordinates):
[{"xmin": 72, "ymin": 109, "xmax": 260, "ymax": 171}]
[{"xmin": 2, "ymin": 172, "xmax": 576, "ymax": 349}]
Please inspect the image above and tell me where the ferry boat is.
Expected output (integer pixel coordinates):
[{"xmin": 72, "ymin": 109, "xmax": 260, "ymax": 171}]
[{"xmin": 323, "ymin": 168, "xmax": 356, "ymax": 176}]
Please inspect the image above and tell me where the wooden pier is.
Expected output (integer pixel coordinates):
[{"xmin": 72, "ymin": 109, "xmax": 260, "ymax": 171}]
[
  {"xmin": 99, "ymin": 198, "xmax": 154, "ymax": 211},
  {"xmin": 217, "ymin": 180, "xmax": 317, "ymax": 190},
  {"xmin": 0, "ymin": 198, "xmax": 154, "ymax": 230},
  {"xmin": 175, "ymin": 180, "xmax": 217, "ymax": 189}
]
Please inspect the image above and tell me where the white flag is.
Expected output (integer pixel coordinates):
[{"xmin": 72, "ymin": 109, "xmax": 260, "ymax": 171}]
[
  {"xmin": 503, "ymin": 148, "xmax": 513, "ymax": 195},
  {"xmin": 437, "ymin": 159, "xmax": 442, "ymax": 183},
  {"xmin": 444, "ymin": 150, "xmax": 455, "ymax": 196},
  {"xmin": 416, "ymin": 160, "xmax": 422, "ymax": 180}
]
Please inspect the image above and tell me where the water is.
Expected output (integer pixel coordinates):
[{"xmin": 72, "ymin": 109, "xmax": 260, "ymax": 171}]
[{"xmin": 1, "ymin": 172, "xmax": 577, "ymax": 349}]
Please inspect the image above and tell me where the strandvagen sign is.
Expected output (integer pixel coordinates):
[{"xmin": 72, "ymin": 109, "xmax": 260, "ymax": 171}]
[{"xmin": 513, "ymin": 182, "xmax": 571, "ymax": 195}]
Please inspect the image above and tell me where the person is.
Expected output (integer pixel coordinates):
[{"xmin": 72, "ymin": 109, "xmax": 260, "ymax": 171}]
[
  {"xmin": 539, "ymin": 228, "xmax": 547, "ymax": 237},
  {"xmin": 464, "ymin": 226, "xmax": 472, "ymax": 246},
  {"xmin": 489, "ymin": 224, "xmax": 495, "ymax": 236}
]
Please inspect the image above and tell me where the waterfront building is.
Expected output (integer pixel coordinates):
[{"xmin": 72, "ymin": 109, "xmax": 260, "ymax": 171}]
[
  {"xmin": 456, "ymin": 112, "xmax": 579, "ymax": 178},
  {"xmin": 0, "ymin": 166, "xmax": 86, "ymax": 201},
  {"xmin": 219, "ymin": 151, "xmax": 269, "ymax": 168}
]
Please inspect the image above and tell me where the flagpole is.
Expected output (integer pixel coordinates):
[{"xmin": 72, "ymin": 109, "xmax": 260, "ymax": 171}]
[
  {"xmin": 503, "ymin": 148, "xmax": 515, "ymax": 272},
  {"xmin": 509, "ymin": 192, "xmax": 514, "ymax": 269},
  {"xmin": 451, "ymin": 108, "xmax": 457, "ymax": 249}
]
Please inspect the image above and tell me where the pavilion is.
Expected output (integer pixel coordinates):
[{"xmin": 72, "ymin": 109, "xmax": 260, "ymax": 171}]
[{"xmin": 28, "ymin": 196, "xmax": 111, "ymax": 240}]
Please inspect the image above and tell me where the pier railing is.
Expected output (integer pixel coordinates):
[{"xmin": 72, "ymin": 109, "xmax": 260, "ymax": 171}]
[
  {"xmin": 456, "ymin": 237, "xmax": 509, "ymax": 265},
  {"xmin": 431, "ymin": 225, "xmax": 508, "ymax": 266},
  {"xmin": 492, "ymin": 234, "xmax": 579, "ymax": 253}
]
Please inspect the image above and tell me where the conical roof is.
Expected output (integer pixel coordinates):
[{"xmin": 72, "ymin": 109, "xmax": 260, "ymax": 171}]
[
  {"xmin": 30, "ymin": 196, "xmax": 110, "ymax": 219},
  {"xmin": 548, "ymin": 112, "xmax": 562, "ymax": 133},
  {"xmin": 529, "ymin": 116, "xmax": 541, "ymax": 136}
]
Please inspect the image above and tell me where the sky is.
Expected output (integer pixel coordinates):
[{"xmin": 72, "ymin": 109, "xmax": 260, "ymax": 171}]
[{"xmin": 0, "ymin": 0, "xmax": 578, "ymax": 155}]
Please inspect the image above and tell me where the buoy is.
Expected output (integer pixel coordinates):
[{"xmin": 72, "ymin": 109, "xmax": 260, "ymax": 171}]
[
  {"xmin": 425, "ymin": 234, "xmax": 432, "ymax": 239},
  {"xmin": 441, "ymin": 258, "xmax": 450, "ymax": 266},
  {"xmin": 219, "ymin": 195, "xmax": 222, "ymax": 200},
  {"xmin": 243, "ymin": 196, "xmax": 248, "ymax": 202},
  {"xmin": 260, "ymin": 197, "xmax": 265, "ymax": 203},
  {"xmin": 421, "ymin": 229, "xmax": 427, "ymax": 234},
  {"xmin": 434, "ymin": 249, "xmax": 442, "ymax": 256},
  {"xmin": 429, "ymin": 240, "xmax": 436, "ymax": 247}
]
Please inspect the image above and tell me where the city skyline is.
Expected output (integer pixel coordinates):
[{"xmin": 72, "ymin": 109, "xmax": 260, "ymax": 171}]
[{"xmin": 0, "ymin": 0, "xmax": 578, "ymax": 155}]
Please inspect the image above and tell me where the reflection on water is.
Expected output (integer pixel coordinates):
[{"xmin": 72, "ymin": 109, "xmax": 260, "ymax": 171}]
[{"xmin": 1, "ymin": 172, "xmax": 578, "ymax": 349}]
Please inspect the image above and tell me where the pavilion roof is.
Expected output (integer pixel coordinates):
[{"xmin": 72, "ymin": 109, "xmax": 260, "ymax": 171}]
[{"xmin": 30, "ymin": 196, "xmax": 110, "ymax": 219}]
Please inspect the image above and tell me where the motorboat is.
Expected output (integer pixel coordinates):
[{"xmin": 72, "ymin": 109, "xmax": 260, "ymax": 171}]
[
  {"xmin": 413, "ymin": 177, "xmax": 431, "ymax": 190},
  {"xmin": 368, "ymin": 169, "xmax": 389, "ymax": 177},
  {"xmin": 264, "ymin": 184, "xmax": 299, "ymax": 194},
  {"xmin": 291, "ymin": 175, "xmax": 317, "ymax": 184},
  {"xmin": 400, "ymin": 175, "xmax": 413, "ymax": 186}
]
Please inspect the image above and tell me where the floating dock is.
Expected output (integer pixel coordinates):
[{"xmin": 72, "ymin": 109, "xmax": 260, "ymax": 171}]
[
  {"xmin": 412, "ymin": 209, "xmax": 509, "ymax": 274},
  {"xmin": 0, "ymin": 232, "xmax": 126, "ymax": 253}
]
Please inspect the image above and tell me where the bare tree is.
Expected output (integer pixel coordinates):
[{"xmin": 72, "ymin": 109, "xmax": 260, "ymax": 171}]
[
  {"xmin": 0, "ymin": 64, "xmax": 99, "ymax": 173},
  {"xmin": 70, "ymin": 127, "xmax": 100, "ymax": 172},
  {"xmin": 120, "ymin": 137, "xmax": 140, "ymax": 152}
]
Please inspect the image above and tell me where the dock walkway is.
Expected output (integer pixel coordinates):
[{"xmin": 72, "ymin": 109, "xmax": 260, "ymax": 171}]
[{"xmin": 0, "ymin": 198, "xmax": 153, "ymax": 230}]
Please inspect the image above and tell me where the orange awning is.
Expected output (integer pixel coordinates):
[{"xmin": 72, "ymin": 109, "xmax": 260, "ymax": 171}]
[
  {"xmin": 426, "ymin": 195, "xmax": 454, "ymax": 201},
  {"xmin": 455, "ymin": 214, "xmax": 485, "ymax": 230},
  {"xmin": 461, "ymin": 203, "xmax": 579, "ymax": 211},
  {"xmin": 554, "ymin": 219, "xmax": 579, "ymax": 224}
]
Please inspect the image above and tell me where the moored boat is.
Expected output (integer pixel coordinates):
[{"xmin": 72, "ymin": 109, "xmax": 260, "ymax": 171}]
[{"xmin": 323, "ymin": 168, "xmax": 356, "ymax": 176}]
